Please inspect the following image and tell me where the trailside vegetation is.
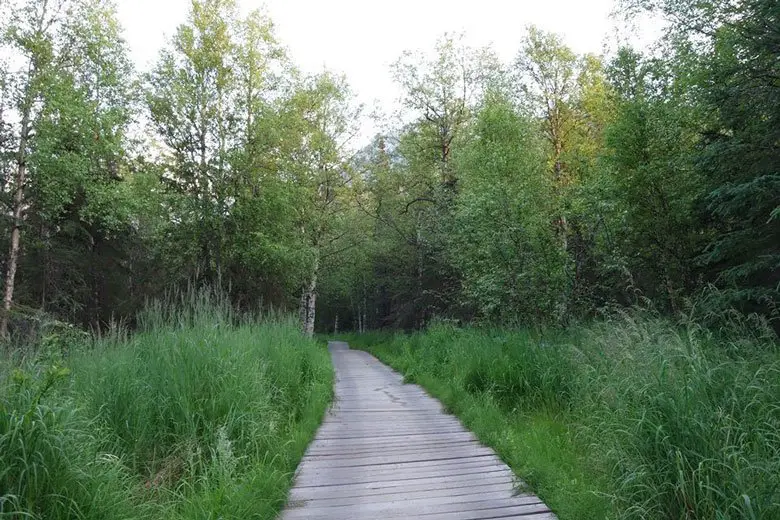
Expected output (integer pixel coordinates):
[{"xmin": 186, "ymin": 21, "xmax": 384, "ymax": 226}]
[
  {"xmin": 346, "ymin": 314, "xmax": 780, "ymax": 519},
  {"xmin": 0, "ymin": 289, "xmax": 332, "ymax": 519}
]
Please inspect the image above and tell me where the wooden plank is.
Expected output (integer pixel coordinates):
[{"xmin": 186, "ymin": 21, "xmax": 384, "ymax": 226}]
[
  {"xmin": 284, "ymin": 496, "xmax": 544, "ymax": 519},
  {"xmin": 401, "ymin": 505, "xmax": 556, "ymax": 520},
  {"xmin": 294, "ymin": 460, "xmax": 514, "ymax": 486},
  {"xmin": 295, "ymin": 463, "xmax": 513, "ymax": 486},
  {"xmin": 292, "ymin": 468, "xmax": 514, "ymax": 491},
  {"xmin": 308, "ymin": 432, "xmax": 477, "ymax": 447},
  {"xmin": 279, "ymin": 342, "xmax": 556, "ymax": 520},
  {"xmin": 298, "ymin": 451, "xmax": 497, "ymax": 469},
  {"xmin": 294, "ymin": 504, "xmax": 555, "ymax": 520},
  {"xmin": 295, "ymin": 466, "xmax": 514, "ymax": 487},
  {"xmin": 293, "ymin": 484, "xmax": 528, "ymax": 510},
  {"xmin": 303, "ymin": 448, "xmax": 497, "ymax": 464},
  {"xmin": 305, "ymin": 440, "xmax": 482, "ymax": 456},
  {"xmin": 289, "ymin": 475, "xmax": 517, "ymax": 501},
  {"xmin": 313, "ymin": 428, "xmax": 471, "ymax": 440},
  {"xmin": 282, "ymin": 493, "xmax": 545, "ymax": 519}
]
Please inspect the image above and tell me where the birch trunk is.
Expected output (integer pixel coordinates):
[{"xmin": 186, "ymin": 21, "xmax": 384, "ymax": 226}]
[
  {"xmin": 300, "ymin": 253, "xmax": 319, "ymax": 338},
  {"xmin": 0, "ymin": 105, "xmax": 31, "ymax": 338},
  {"xmin": 2, "ymin": 1, "xmax": 54, "ymax": 337},
  {"xmin": 301, "ymin": 274, "xmax": 317, "ymax": 338}
]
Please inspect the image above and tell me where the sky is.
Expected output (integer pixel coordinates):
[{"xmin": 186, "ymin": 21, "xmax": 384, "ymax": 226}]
[{"xmin": 118, "ymin": 0, "xmax": 662, "ymax": 139}]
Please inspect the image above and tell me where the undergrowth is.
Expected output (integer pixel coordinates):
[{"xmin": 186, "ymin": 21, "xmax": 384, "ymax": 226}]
[{"xmin": 0, "ymin": 289, "xmax": 332, "ymax": 519}]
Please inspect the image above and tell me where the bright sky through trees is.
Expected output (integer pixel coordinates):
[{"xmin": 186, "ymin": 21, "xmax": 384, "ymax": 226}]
[{"xmin": 118, "ymin": 0, "xmax": 661, "ymax": 138}]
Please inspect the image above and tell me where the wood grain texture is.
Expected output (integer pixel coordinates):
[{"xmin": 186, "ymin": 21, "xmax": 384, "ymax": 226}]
[{"xmin": 280, "ymin": 341, "xmax": 557, "ymax": 519}]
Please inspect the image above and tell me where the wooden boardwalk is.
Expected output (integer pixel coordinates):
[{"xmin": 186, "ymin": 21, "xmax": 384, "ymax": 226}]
[{"xmin": 281, "ymin": 341, "xmax": 557, "ymax": 520}]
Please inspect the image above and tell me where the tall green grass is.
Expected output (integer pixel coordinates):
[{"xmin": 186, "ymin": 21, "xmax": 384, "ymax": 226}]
[
  {"xmin": 1, "ymin": 289, "xmax": 332, "ymax": 519},
  {"xmin": 346, "ymin": 314, "xmax": 780, "ymax": 520},
  {"xmin": 578, "ymin": 315, "xmax": 780, "ymax": 519}
]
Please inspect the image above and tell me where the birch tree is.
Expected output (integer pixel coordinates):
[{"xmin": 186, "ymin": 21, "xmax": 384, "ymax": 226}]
[
  {"xmin": 1, "ymin": 0, "xmax": 69, "ymax": 337},
  {"xmin": 281, "ymin": 73, "xmax": 359, "ymax": 336}
]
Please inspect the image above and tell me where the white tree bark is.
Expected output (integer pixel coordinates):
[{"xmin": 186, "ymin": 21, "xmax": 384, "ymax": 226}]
[
  {"xmin": 1, "ymin": 98, "xmax": 31, "ymax": 338},
  {"xmin": 300, "ymin": 253, "xmax": 319, "ymax": 338},
  {"xmin": 0, "ymin": 1, "xmax": 51, "ymax": 339}
]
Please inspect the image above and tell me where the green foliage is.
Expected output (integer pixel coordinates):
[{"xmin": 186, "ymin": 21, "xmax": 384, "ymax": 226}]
[
  {"xmin": 613, "ymin": 0, "xmax": 779, "ymax": 322},
  {"xmin": 0, "ymin": 0, "xmax": 777, "ymax": 339},
  {"xmin": 322, "ymin": 5, "xmax": 779, "ymax": 330},
  {"xmin": 1, "ymin": 1, "xmax": 779, "ymax": 518},
  {"xmin": 0, "ymin": 356, "xmax": 146, "ymax": 519},
  {"xmin": 0, "ymin": 290, "xmax": 333, "ymax": 519},
  {"xmin": 0, "ymin": 0, "xmax": 144, "ymax": 330},
  {"xmin": 596, "ymin": 50, "xmax": 706, "ymax": 309},
  {"xmin": 145, "ymin": 0, "xmax": 256, "ymax": 284},
  {"xmin": 694, "ymin": 0, "xmax": 780, "ymax": 315},
  {"xmin": 452, "ymin": 95, "xmax": 568, "ymax": 322},
  {"xmin": 143, "ymin": 2, "xmax": 359, "ymax": 330}
]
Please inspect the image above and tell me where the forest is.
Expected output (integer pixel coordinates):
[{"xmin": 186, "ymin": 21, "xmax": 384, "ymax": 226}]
[
  {"xmin": 0, "ymin": 0, "xmax": 776, "ymax": 337},
  {"xmin": 0, "ymin": 0, "xmax": 778, "ymax": 518}
]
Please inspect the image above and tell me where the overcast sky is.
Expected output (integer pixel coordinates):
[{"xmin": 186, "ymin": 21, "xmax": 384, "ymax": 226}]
[{"xmin": 117, "ymin": 0, "xmax": 661, "ymax": 139}]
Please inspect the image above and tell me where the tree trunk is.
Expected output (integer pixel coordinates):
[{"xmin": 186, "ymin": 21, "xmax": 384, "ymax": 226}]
[
  {"xmin": 40, "ymin": 223, "xmax": 49, "ymax": 310},
  {"xmin": 301, "ymin": 277, "xmax": 317, "ymax": 338},
  {"xmin": 416, "ymin": 222, "xmax": 424, "ymax": 329},
  {"xmin": 300, "ymin": 254, "xmax": 319, "ymax": 338},
  {"xmin": 1, "ymin": 1, "xmax": 55, "ymax": 338},
  {"xmin": 1, "ymin": 106, "xmax": 31, "ymax": 338},
  {"xmin": 88, "ymin": 232, "xmax": 102, "ymax": 331},
  {"xmin": 299, "ymin": 290, "xmax": 307, "ymax": 328},
  {"xmin": 361, "ymin": 276, "xmax": 368, "ymax": 333}
]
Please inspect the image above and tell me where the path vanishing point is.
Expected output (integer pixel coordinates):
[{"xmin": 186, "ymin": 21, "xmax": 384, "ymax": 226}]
[{"xmin": 281, "ymin": 341, "xmax": 557, "ymax": 520}]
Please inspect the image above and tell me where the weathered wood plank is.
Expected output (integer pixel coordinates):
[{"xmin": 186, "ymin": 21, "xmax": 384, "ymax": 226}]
[
  {"xmin": 284, "ymin": 496, "xmax": 546, "ymax": 520},
  {"xmin": 282, "ymin": 493, "xmax": 549, "ymax": 520},
  {"xmin": 292, "ymin": 468, "xmax": 514, "ymax": 492},
  {"xmin": 296, "ymin": 454, "xmax": 506, "ymax": 477},
  {"xmin": 289, "ymin": 475, "xmax": 517, "ymax": 501},
  {"xmin": 290, "ymin": 479, "xmax": 520, "ymax": 504},
  {"xmin": 305, "ymin": 440, "xmax": 482, "ymax": 456},
  {"xmin": 294, "ymin": 462, "xmax": 513, "ymax": 487},
  {"xmin": 279, "ymin": 342, "xmax": 556, "ymax": 520},
  {"xmin": 295, "ymin": 466, "xmax": 514, "ymax": 487},
  {"xmin": 402, "ymin": 506, "xmax": 556, "ymax": 520},
  {"xmin": 302, "ymin": 445, "xmax": 496, "ymax": 463}
]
